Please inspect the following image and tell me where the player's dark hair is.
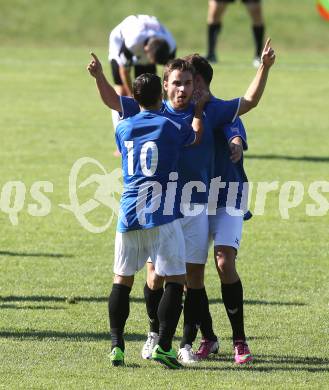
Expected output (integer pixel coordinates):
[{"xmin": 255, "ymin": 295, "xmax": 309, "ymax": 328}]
[
  {"xmin": 147, "ymin": 38, "xmax": 170, "ymax": 65},
  {"xmin": 133, "ymin": 73, "xmax": 162, "ymax": 108},
  {"xmin": 163, "ymin": 58, "xmax": 195, "ymax": 82},
  {"xmin": 183, "ymin": 54, "xmax": 213, "ymax": 86}
]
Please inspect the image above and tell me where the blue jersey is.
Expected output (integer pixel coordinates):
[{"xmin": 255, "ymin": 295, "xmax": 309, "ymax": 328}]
[
  {"xmin": 115, "ymin": 110, "xmax": 195, "ymax": 232},
  {"xmin": 119, "ymin": 96, "xmax": 140, "ymax": 119},
  {"xmin": 204, "ymin": 96, "xmax": 240, "ymax": 129},
  {"xmin": 161, "ymin": 100, "xmax": 214, "ymax": 204},
  {"xmin": 120, "ymin": 96, "xmax": 240, "ymax": 204},
  {"xmin": 212, "ymin": 117, "xmax": 251, "ymax": 219}
]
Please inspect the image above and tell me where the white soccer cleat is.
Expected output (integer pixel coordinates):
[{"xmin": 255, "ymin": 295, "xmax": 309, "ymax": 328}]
[
  {"xmin": 178, "ymin": 344, "xmax": 198, "ymax": 364},
  {"xmin": 141, "ymin": 332, "xmax": 159, "ymax": 359}
]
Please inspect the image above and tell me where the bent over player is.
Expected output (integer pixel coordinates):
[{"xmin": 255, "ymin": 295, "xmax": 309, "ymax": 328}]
[
  {"xmin": 109, "ymin": 14, "xmax": 176, "ymax": 153},
  {"xmin": 109, "ymin": 15, "xmax": 176, "ymax": 98}
]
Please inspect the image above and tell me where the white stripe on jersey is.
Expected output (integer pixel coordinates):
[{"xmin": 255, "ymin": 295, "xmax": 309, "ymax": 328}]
[
  {"xmin": 232, "ymin": 97, "xmax": 241, "ymax": 123},
  {"xmin": 165, "ymin": 117, "xmax": 182, "ymax": 130}
]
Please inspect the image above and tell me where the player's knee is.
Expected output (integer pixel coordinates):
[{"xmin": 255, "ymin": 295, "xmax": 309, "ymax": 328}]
[
  {"xmin": 147, "ymin": 274, "xmax": 164, "ymax": 290},
  {"xmin": 165, "ymin": 274, "xmax": 185, "ymax": 286},
  {"xmin": 114, "ymin": 274, "xmax": 134, "ymax": 288},
  {"xmin": 247, "ymin": 4, "xmax": 263, "ymax": 24},
  {"xmin": 208, "ymin": 0, "xmax": 220, "ymax": 23},
  {"xmin": 146, "ymin": 264, "xmax": 164, "ymax": 290},
  {"xmin": 186, "ymin": 263, "xmax": 205, "ymax": 288},
  {"xmin": 214, "ymin": 245, "xmax": 236, "ymax": 274}
]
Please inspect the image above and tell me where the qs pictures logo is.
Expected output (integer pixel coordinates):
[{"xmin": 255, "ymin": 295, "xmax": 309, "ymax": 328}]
[
  {"xmin": 59, "ymin": 157, "xmax": 123, "ymax": 233},
  {"xmin": 0, "ymin": 158, "xmax": 123, "ymax": 233}
]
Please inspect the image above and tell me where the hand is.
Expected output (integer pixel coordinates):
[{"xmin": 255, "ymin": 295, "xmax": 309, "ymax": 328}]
[
  {"xmin": 229, "ymin": 137, "xmax": 243, "ymax": 163},
  {"xmin": 87, "ymin": 52, "xmax": 103, "ymax": 78},
  {"xmin": 261, "ymin": 38, "xmax": 276, "ymax": 68},
  {"xmin": 194, "ymin": 89, "xmax": 210, "ymax": 109}
]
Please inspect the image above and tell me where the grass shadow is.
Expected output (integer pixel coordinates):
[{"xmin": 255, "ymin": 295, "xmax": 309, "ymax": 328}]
[
  {"xmin": 188, "ymin": 365, "xmax": 328, "ymax": 373},
  {"xmin": 0, "ymin": 330, "xmax": 146, "ymax": 342},
  {"xmin": 245, "ymin": 154, "xmax": 329, "ymax": 163},
  {"xmin": 0, "ymin": 295, "xmax": 144, "ymax": 304},
  {"xmin": 0, "ymin": 296, "xmax": 306, "ymax": 306},
  {"xmin": 205, "ymin": 353, "xmax": 329, "ymax": 365},
  {"xmin": 188, "ymin": 353, "xmax": 329, "ymax": 373},
  {"xmin": 0, "ymin": 251, "xmax": 73, "ymax": 258},
  {"xmin": 0, "ymin": 304, "xmax": 66, "ymax": 310},
  {"xmin": 208, "ymin": 298, "xmax": 306, "ymax": 306}
]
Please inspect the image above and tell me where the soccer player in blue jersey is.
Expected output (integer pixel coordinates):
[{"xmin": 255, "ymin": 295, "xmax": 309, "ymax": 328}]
[
  {"xmin": 181, "ymin": 53, "xmax": 273, "ymax": 364},
  {"xmin": 111, "ymin": 58, "xmax": 242, "ymax": 362},
  {"xmin": 87, "ymin": 40, "xmax": 275, "ymax": 364},
  {"xmin": 88, "ymin": 58, "xmax": 208, "ymax": 369},
  {"xmin": 209, "ymin": 117, "xmax": 253, "ymax": 364},
  {"xmin": 142, "ymin": 42, "xmax": 274, "ymax": 364},
  {"xmin": 140, "ymin": 44, "xmax": 274, "ymax": 364}
]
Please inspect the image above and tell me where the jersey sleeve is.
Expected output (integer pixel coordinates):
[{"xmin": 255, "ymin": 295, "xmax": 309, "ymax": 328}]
[
  {"xmin": 222, "ymin": 117, "xmax": 248, "ymax": 150},
  {"xmin": 115, "ymin": 122, "xmax": 123, "ymax": 153},
  {"xmin": 119, "ymin": 96, "xmax": 140, "ymax": 119},
  {"xmin": 206, "ymin": 98, "xmax": 241, "ymax": 128}
]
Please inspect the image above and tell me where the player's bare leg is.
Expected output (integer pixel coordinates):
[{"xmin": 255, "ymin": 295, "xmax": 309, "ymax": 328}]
[
  {"xmin": 244, "ymin": 2, "xmax": 265, "ymax": 67},
  {"xmin": 206, "ymin": 0, "xmax": 227, "ymax": 62},
  {"xmin": 214, "ymin": 245, "xmax": 253, "ymax": 364},
  {"xmin": 214, "ymin": 245, "xmax": 239, "ymax": 284},
  {"xmin": 186, "ymin": 263, "xmax": 205, "ymax": 289}
]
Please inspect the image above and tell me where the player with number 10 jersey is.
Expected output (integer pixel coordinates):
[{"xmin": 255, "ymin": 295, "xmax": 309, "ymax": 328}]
[{"xmin": 116, "ymin": 106, "xmax": 196, "ymax": 232}]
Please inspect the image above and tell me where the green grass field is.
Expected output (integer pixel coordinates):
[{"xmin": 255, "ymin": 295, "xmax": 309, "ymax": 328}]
[{"xmin": 1, "ymin": 1, "xmax": 329, "ymax": 389}]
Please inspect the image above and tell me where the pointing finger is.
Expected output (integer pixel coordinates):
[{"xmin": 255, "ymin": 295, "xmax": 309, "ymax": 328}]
[
  {"xmin": 264, "ymin": 38, "xmax": 271, "ymax": 51},
  {"xmin": 90, "ymin": 52, "xmax": 99, "ymax": 62}
]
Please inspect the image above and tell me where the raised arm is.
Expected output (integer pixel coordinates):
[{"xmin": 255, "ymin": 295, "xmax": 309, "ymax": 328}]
[
  {"xmin": 238, "ymin": 38, "xmax": 276, "ymax": 116},
  {"xmin": 87, "ymin": 52, "xmax": 121, "ymax": 111}
]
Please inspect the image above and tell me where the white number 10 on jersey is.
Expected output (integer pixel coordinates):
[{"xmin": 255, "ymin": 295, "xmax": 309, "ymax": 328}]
[{"xmin": 124, "ymin": 141, "xmax": 159, "ymax": 177}]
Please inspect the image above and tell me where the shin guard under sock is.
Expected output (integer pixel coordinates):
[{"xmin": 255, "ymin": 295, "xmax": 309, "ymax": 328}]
[
  {"xmin": 108, "ymin": 283, "xmax": 131, "ymax": 350},
  {"xmin": 221, "ymin": 279, "xmax": 246, "ymax": 341},
  {"xmin": 158, "ymin": 282, "xmax": 183, "ymax": 351}
]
